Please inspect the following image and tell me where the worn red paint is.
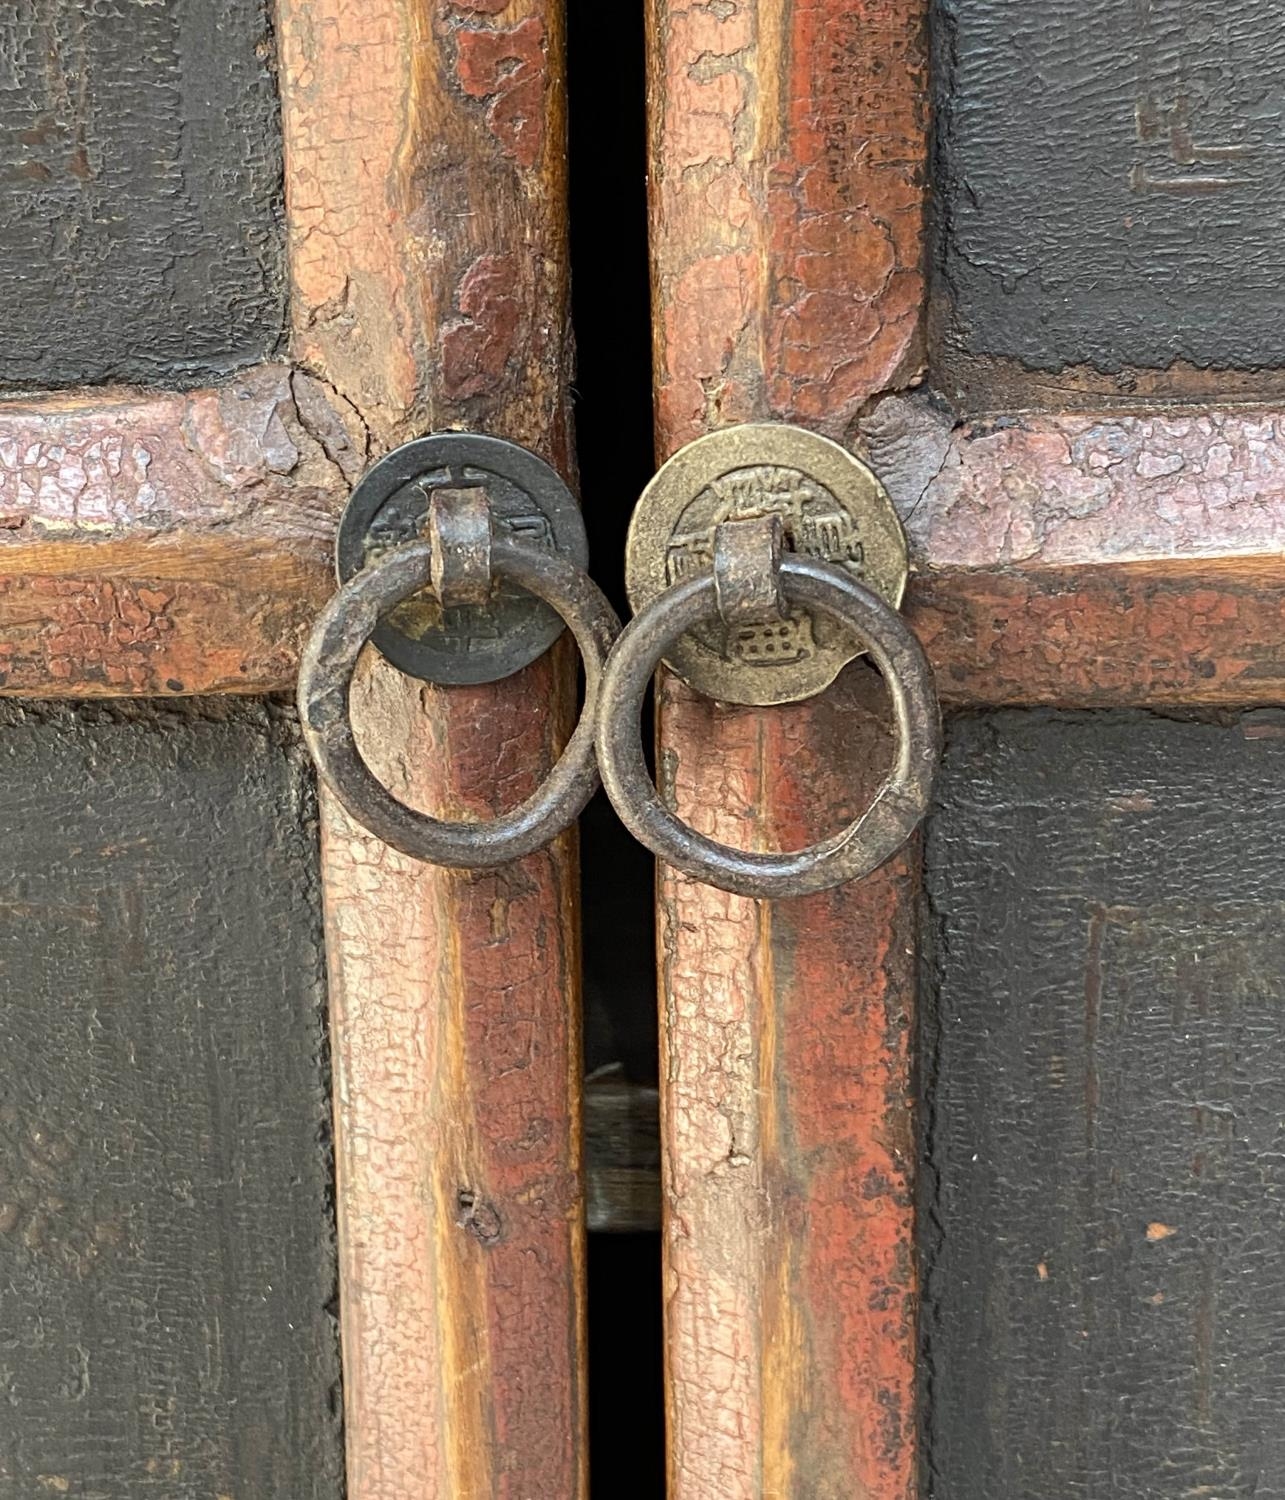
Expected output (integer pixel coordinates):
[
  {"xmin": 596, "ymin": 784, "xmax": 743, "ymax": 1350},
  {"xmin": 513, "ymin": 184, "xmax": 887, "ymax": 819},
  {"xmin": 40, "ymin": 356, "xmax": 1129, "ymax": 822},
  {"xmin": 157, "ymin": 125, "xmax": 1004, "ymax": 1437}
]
[
  {"xmin": 0, "ymin": 371, "xmax": 344, "ymax": 697},
  {"xmin": 651, "ymin": 0, "xmax": 929, "ymax": 450},
  {"xmin": 455, "ymin": 19, "xmax": 547, "ymax": 169},
  {"xmin": 912, "ymin": 560, "xmax": 1285, "ymax": 707},
  {"xmin": 650, "ymin": 0, "xmax": 930, "ymax": 1493},
  {"xmin": 767, "ymin": 689, "xmax": 917, "ymax": 1495},
  {"xmin": 278, "ymin": 0, "xmax": 586, "ymax": 1493},
  {"xmin": 441, "ymin": 252, "xmax": 527, "ymax": 398},
  {"xmin": 766, "ymin": 0, "xmax": 928, "ymax": 425}
]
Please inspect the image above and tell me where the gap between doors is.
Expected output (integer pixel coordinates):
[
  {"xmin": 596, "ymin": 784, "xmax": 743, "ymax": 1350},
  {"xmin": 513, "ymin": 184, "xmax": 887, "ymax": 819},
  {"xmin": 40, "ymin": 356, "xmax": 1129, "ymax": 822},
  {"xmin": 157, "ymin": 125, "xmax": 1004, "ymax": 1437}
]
[{"xmin": 566, "ymin": 1, "xmax": 666, "ymax": 1492}]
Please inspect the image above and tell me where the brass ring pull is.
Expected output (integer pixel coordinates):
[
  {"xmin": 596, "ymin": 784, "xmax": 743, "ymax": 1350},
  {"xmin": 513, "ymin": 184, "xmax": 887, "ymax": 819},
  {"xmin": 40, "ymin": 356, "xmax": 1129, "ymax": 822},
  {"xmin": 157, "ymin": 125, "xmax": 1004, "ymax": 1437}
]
[
  {"xmin": 596, "ymin": 539, "xmax": 940, "ymax": 898},
  {"xmin": 298, "ymin": 524, "xmax": 620, "ymax": 868}
]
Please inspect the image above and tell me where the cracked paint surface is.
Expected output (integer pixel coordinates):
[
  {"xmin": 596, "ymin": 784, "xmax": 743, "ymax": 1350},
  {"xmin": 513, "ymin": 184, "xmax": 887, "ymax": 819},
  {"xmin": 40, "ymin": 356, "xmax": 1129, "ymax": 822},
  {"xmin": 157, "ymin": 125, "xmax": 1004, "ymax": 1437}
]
[
  {"xmin": 276, "ymin": 0, "xmax": 585, "ymax": 1494},
  {"xmin": 649, "ymin": 3, "xmax": 927, "ymax": 1495},
  {"xmin": 858, "ymin": 395, "xmax": 1285, "ymax": 707},
  {"xmin": 651, "ymin": 0, "xmax": 928, "ymax": 449},
  {"xmin": 0, "ymin": 366, "xmax": 361, "ymax": 696},
  {"xmin": 864, "ymin": 396, "xmax": 1285, "ymax": 568}
]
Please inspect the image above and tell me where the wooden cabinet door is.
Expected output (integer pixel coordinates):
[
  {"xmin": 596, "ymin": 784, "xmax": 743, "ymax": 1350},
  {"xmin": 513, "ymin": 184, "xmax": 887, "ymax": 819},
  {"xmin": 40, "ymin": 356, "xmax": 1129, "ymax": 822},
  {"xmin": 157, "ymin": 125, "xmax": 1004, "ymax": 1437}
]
[
  {"xmin": 647, "ymin": 1, "xmax": 1285, "ymax": 1496},
  {"xmin": 0, "ymin": 3, "xmax": 585, "ymax": 1497}
]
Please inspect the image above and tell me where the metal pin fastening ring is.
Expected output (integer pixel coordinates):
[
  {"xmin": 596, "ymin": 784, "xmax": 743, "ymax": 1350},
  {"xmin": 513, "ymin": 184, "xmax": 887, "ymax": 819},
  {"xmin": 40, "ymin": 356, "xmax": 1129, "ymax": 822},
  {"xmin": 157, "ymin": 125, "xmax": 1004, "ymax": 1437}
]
[
  {"xmin": 299, "ymin": 512, "xmax": 620, "ymax": 868},
  {"xmin": 596, "ymin": 536, "xmax": 940, "ymax": 898}
]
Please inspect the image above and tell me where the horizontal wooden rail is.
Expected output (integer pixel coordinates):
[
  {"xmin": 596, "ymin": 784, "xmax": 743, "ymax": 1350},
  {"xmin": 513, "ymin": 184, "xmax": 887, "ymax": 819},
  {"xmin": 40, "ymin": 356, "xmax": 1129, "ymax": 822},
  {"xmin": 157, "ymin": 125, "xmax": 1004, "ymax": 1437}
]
[
  {"xmin": 2, "ymin": 378, "xmax": 1280, "ymax": 705},
  {"xmin": 0, "ymin": 364, "xmax": 357, "ymax": 695},
  {"xmin": 869, "ymin": 397, "xmax": 1285, "ymax": 705}
]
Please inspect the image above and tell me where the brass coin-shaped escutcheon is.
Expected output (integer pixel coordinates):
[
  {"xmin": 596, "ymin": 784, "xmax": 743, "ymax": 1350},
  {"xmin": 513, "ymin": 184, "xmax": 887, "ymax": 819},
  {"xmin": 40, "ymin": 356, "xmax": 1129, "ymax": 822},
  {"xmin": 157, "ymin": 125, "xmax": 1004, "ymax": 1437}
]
[{"xmin": 624, "ymin": 424, "xmax": 909, "ymax": 706}]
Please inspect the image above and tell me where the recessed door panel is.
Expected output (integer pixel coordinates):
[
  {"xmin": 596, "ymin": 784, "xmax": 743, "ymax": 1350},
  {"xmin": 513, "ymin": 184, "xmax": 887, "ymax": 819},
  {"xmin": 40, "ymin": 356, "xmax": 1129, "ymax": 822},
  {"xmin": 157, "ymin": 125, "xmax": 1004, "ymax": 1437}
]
[
  {"xmin": 934, "ymin": 0, "xmax": 1285, "ymax": 383},
  {"xmin": 0, "ymin": 702, "xmax": 340, "ymax": 1498},
  {"xmin": 923, "ymin": 710, "xmax": 1285, "ymax": 1498},
  {"xmin": 0, "ymin": 1, "xmax": 285, "ymax": 386}
]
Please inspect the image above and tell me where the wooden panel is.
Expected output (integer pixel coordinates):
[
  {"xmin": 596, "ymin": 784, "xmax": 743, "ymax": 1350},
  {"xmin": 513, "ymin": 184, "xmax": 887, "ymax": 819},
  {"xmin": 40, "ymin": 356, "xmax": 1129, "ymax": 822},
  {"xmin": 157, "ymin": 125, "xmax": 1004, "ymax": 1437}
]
[
  {"xmin": 648, "ymin": 2, "xmax": 927, "ymax": 1494},
  {"xmin": 922, "ymin": 709, "xmax": 1285, "ymax": 1498},
  {"xmin": 584, "ymin": 1077, "xmax": 660, "ymax": 1235},
  {"xmin": 0, "ymin": 1, "xmax": 284, "ymax": 387},
  {"xmin": 658, "ymin": 672, "xmax": 919, "ymax": 1499},
  {"xmin": 865, "ymin": 397, "xmax": 1285, "ymax": 707},
  {"xmin": 650, "ymin": 0, "xmax": 929, "ymax": 452},
  {"xmin": 934, "ymin": 0, "xmax": 1285, "ymax": 393},
  {"xmin": 0, "ymin": 367, "xmax": 357, "ymax": 697},
  {"xmin": 912, "ymin": 558, "xmax": 1285, "ymax": 709},
  {"xmin": 277, "ymin": 3, "xmax": 586, "ymax": 1497},
  {"xmin": 3, "ymin": 376, "xmax": 1280, "ymax": 709},
  {"xmin": 0, "ymin": 700, "xmax": 340, "ymax": 1498}
]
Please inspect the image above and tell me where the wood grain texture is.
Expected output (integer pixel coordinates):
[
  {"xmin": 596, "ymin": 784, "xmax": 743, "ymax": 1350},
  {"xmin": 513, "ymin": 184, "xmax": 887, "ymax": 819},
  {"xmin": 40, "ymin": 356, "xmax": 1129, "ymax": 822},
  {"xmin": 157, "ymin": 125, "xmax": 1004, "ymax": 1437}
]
[
  {"xmin": 0, "ymin": 700, "xmax": 341, "ymax": 1499},
  {"xmin": 922, "ymin": 709, "xmax": 1285, "ymax": 1499},
  {"xmin": 933, "ymin": 0, "xmax": 1285, "ymax": 388},
  {"xmin": 658, "ymin": 671, "xmax": 918, "ymax": 1500},
  {"xmin": 867, "ymin": 396, "xmax": 1285, "ymax": 706},
  {"xmin": 648, "ymin": 0, "xmax": 929, "ymax": 452},
  {"xmin": 648, "ymin": 3, "xmax": 927, "ymax": 1494},
  {"xmin": 584, "ymin": 1076, "xmax": 661, "ymax": 1235},
  {"xmin": 280, "ymin": 0, "xmax": 573, "ymax": 454},
  {"xmin": 276, "ymin": 2, "xmax": 586, "ymax": 1496},
  {"xmin": 0, "ymin": 0, "xmax": 284, "ymax": 387},
  {"xmin": 0, "ymin": 366, "xmax": 360, "ymax": 696}
]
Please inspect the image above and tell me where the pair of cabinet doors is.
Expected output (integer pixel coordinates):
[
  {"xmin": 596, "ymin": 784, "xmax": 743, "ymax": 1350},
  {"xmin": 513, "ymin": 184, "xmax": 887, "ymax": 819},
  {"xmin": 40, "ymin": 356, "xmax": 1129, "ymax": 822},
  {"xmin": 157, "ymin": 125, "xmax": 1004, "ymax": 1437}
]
[{"xmin": 2, "ymin": 1, "xmax": 1283, "ymax": 1497}]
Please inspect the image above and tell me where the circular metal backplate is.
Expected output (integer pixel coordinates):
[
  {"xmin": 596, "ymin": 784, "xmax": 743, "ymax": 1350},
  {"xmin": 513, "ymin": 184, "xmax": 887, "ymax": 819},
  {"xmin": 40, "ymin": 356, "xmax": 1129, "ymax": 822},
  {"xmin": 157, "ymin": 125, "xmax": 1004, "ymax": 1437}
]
[
  {"xmin": 624, "ymin": 425, "xmax": 909, "ymax": 705},
  {"xmin": 336, "ymin": 433, "xmax": 588, "ymax": 686}
]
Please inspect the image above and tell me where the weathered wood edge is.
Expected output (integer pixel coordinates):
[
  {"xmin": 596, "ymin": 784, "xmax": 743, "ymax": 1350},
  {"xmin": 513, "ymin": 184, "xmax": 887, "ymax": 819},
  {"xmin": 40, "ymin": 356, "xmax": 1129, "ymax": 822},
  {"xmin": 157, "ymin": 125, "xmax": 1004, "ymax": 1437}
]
[
  {"xmin": 276, "ymin": 2, "xmax": 586, "ymax": 1498},
  {"xmin": 2, "ymin": 380, "xmax": 1277, "ymax": 704},
  {"xmin": 0, "ymin": 365, "xmax": 358, "ymax": 695},
  {"xmin": 648, "ymin": 1, "xmax": 928, "ymax": 1495}
]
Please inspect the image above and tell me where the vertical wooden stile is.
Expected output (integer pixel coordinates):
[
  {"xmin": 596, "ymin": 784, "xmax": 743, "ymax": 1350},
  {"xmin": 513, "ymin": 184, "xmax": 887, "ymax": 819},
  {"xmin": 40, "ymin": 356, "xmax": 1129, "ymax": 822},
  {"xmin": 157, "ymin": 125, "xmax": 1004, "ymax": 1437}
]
[
  {"xmin": 276, "ymin": 4, "xmax": 587, "ymax": 1496},
  {"xmin": 647, "ymin": 1, "xmax": 930, "ymax": 1494}
]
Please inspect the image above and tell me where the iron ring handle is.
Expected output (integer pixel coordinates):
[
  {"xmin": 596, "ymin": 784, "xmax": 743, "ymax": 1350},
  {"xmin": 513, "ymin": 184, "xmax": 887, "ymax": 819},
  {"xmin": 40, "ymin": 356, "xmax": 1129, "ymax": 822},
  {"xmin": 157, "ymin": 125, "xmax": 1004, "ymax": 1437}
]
[
  {"xmin": 595, "ymin": 555, "xmax": 941, "ymax": 898},
  {"xmin": 298, "ymin": 535, "xmax": 621, "ymax": 868}
]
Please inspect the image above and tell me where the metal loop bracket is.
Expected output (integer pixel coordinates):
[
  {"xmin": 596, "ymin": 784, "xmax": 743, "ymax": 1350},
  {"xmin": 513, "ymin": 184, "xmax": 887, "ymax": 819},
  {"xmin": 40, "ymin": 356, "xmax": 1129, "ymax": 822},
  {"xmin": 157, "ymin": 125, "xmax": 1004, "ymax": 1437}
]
[
  {"xmin": 298, "ymin": 530, "xmax": 621, "ymax": 869},
  {"xmin": 596, "ymin": 553, "xmax": 940, "ymax": 898}
]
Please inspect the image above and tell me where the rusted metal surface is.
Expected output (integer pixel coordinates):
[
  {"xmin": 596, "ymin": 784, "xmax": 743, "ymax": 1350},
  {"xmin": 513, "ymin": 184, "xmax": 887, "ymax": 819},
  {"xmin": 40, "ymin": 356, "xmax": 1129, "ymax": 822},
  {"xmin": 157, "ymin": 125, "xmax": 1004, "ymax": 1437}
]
[
  {"xmin": 428, "ymin": 488, "xmax": 494, "ymax": 607},
  {"xmin": 647, "ymin": 0, "xmax": 930, "ymax": 1491},
  {"xmin": 598, "ymin": 547, "xmax": 939, "ymax": 897},
  {"xmin": 624, "ymin": 424, "xmax": 909, "ymax": 705},
  {"xmin": 712, "ymin": 515, "xmax": 787, "ymax": 628},
  {"xmin": 299, "ymin": 531, "xmax": 618, "ymax": 867},
  {"xmin": 277, "ymin": 1, "xmax": 587, "ymax": 1496},
  {"xmin": 333, "ymin": 432, "xmax": 589, "ymax": 686}
]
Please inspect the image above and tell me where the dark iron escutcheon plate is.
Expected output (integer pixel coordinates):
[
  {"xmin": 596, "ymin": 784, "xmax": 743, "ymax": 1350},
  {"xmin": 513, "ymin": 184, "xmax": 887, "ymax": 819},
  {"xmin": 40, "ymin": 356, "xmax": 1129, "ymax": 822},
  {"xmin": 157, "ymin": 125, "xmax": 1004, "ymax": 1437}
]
[
  {"xmin": 336, "ymin": 433, "xmax": 589, "ymax": 686},
  {"xmin": 625, "ymin": 425, "xmax": 909, "ymax": 706}
]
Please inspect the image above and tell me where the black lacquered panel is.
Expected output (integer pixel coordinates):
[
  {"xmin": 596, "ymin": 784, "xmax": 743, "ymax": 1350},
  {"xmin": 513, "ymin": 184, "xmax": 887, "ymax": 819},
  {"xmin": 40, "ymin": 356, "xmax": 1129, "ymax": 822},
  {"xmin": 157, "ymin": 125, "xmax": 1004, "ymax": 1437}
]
[
  {"xmin": 922, "ymin": 710, "xmax": 1285, "ymax": 1499},
  {"xmin": 0, "ymin": 1, "xmax": 284, "ymax": 386},
  {"xmin": 0, "ymin": 702, "xmax": 340, "ymax": 1499},
  {"xmin": 934, "ymin": 0, "xmax": 1285, "ymax": 377}
]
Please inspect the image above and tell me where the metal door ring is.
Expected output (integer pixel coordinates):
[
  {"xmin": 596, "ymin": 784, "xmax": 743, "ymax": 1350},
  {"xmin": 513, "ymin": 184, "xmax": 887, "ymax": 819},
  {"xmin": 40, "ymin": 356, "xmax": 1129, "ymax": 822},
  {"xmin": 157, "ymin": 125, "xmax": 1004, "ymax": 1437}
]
[
  {"xmin": 299, "ymin": 536, "xmax": 621, "ymax": 868},
  {"xmin": 596, "ymin": 555, "xmax": 940, "ymax": 898}
]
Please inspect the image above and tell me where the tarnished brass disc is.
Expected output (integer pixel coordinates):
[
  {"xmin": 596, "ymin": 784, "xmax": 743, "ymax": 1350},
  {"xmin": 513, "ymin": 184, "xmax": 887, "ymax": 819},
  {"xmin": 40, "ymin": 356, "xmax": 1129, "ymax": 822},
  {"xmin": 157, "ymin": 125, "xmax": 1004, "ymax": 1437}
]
[{"xmin": 625, "ymin": 425, "xmax": 909, "ymax": 706}]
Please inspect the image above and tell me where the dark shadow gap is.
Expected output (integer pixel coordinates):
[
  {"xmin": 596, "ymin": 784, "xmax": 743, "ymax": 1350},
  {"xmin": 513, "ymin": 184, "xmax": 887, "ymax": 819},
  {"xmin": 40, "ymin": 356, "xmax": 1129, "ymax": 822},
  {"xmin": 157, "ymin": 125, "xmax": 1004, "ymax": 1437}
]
[{"xmin": 566, "ymin": 0, "xmax": 665, "ymax": 1492}]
